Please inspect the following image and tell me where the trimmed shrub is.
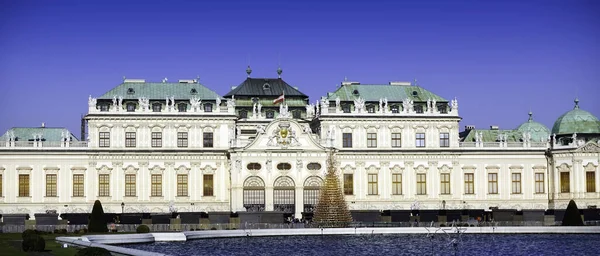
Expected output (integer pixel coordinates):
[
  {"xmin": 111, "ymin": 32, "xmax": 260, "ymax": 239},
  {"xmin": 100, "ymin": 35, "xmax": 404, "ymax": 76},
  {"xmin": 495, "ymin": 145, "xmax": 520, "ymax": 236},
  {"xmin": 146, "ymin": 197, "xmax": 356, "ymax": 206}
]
[
  {"xmin": 75, "ymin": 247, "xmax": 112, "ymax": 256},
  {"xmin": 22, "ymin": 229, "xmax": 37, "ymax": 240},
  {"xmin": 562, "ymin": 199, "xmax": 584, "ymax": 226},
  {"xmin": 22, "ymin": 232, "xmax": 45, "ymax": 252},
  {"xmin": 88, "ymin": 200, "xmax": 108, "ymax": 233},
  {"xmin": 136, "ymin": 224, "xmax": 150, "ymax": 233}
]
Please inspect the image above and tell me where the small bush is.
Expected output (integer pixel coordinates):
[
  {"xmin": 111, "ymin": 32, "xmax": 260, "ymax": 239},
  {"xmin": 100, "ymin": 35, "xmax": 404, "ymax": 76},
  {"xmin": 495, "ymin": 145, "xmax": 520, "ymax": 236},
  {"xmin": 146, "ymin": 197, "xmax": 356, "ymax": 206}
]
[
  {"xmin": 75, "ymin": 247, "xmax": 112, "ymax": 256},
  {"xmin": 60, "ymin": 229, "xmax": 68, "ymax": 234},
  {"xmin": 88, "ymin": 200, "xmax": 108, "ymax": 233},
  {"xmin": 22, "ymin": 233, "xmax": 45, "ymax": 252},
  {"xmin": 79, "ymin": 229, "xmax": 87, "ymax": 235},
  {"xmin": 439, "ymin": 224, "xmax": 446, "ymax": 227},
  {"xmin": 136, "ymin": 225, "xmax": 150, "ymax": 233},
  {"xmin": 210, "ymin": 227, "xmax": 217, "ymax": 230}
]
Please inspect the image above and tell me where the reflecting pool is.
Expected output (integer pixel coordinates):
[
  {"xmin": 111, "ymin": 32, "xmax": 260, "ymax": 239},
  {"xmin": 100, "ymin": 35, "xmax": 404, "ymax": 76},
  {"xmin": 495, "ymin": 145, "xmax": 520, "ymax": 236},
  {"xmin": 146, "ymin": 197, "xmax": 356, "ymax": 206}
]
[{"xmin": 123, "ymin": 233, "xmax": 599, "ymax": 256}]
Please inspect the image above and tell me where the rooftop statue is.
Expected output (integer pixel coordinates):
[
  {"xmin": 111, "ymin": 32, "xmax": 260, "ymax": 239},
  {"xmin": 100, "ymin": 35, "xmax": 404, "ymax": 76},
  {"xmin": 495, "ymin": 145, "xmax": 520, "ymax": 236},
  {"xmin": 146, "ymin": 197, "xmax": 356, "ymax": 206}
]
[{"xmin": 88, "ymin": 95, "xmax": 97, "ymax": 109}]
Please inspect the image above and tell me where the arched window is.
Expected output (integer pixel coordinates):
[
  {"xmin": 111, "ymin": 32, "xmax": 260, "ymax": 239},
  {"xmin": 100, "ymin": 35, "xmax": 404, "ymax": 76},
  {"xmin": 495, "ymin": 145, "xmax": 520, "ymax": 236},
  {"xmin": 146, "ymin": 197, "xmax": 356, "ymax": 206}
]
[
  {"xmin": 239, "ymin": 110, "xmax": 248, "ymax": 119},
  {"xmin": 152, "ymin": 103, "xmax": 162, "ymax": 112},
  {"xmin": 243, "ymin": 176, "xmax": 265, "ymax": 212},
  {"xmin": 203, "ymin": 103, "xmax": 212, "ymax": 112},
  {"xmin": 303, "ymin": 176, "xmax": 323, "ymax": 213},
  {"xmin": 126, "ymin": 103, "xmax": 136, "ymax": 112},
  {"xmin": 273, "ymin": 176, "xmax": 295, "ymax": 213}
]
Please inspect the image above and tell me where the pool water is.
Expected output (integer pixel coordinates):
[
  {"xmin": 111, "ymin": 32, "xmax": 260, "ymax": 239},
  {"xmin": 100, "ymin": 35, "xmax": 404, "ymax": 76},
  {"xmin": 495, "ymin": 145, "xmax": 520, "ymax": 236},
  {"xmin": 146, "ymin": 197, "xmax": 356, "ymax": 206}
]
[{"xmin": 123, "ymin": 233, "xmax": 599, "ymax": 256}]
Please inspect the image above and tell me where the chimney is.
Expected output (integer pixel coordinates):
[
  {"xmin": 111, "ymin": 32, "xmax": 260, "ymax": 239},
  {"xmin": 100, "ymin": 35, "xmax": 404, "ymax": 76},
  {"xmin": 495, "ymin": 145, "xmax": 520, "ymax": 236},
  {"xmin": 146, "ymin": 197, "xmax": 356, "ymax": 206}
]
[
  {"xmin": 465, "ymin": 125, "xmax": 475, "ymax": 131},
  {"xmin": 41, "ymin": 122, "xmax": 45, "ymax": 128},
  {"xmin": 490, "ymin": 125, "xmax": 499, "ymax": 130},
  {"xmin": 389, "ymin": 81, "xmax": 411, "ymax": 86}
]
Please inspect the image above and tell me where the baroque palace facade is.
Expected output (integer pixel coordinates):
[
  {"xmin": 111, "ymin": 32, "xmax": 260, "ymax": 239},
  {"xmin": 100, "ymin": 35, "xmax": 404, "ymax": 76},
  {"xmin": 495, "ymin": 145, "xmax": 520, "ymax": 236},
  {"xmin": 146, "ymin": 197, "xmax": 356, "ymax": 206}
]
[{"xmin": 1, "ymin": 68, "xmax": 599, "ymax": 220}]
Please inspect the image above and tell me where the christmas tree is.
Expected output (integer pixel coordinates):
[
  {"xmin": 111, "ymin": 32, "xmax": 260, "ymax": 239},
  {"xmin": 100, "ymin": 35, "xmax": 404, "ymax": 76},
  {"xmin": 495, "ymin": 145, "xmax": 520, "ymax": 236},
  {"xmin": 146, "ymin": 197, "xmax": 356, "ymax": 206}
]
[{"xmin": 313, "ymin": 151, "xmax": 353, "ymax": 227}]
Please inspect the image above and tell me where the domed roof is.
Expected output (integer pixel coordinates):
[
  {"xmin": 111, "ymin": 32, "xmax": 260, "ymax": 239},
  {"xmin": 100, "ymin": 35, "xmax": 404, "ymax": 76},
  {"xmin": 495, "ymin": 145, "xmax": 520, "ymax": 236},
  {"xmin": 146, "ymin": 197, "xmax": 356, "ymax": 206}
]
[
  {"xmin": 551, "ymin": 99, "xmax": 600, "ymax": 135},
  {"xmin": 517, "ymin": 112, "xmax": 550, "ymax": 142}
]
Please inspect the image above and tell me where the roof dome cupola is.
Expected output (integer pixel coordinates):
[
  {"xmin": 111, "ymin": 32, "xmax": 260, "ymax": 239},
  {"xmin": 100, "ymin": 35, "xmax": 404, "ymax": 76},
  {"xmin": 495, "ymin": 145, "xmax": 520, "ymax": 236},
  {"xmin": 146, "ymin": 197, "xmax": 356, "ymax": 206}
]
[
  {"xmin": 517, "ymin": 111, "xmax": 550, "ymax": 142},
  {"xmin": 277, "ymin": 66, "xmax": 283, "ymax": 78},
  {"xmin": 551, "ymin": 98, "xmax": 600, "ymax": 135}
]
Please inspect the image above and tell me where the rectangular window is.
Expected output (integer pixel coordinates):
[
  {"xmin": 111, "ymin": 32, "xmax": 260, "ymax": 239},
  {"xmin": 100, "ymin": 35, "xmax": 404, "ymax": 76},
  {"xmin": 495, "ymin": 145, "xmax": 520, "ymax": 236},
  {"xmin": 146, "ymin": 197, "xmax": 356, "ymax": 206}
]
[
  {"xmin": 367, "ymin": 133, "xmax": 377, "ymax": 148},
  {"xmin": 151, "ymin": 132, "xmax": 162, "ymax": 148},
  {"xmin": 19, "ymin": 174, "xmax": 30, "ymax": 197},
  {"xmin": 203, "ymin": 132, "xmax": 214, "ymax": 148},
  {"xmin": 203, "ymin": 174, "xmax": 214, "ymax": 196},
  {"xmin": 98, "ymin": 174, "xmax": 110, "ymax": 197},
  {"xmin": 73, "ymin": 174, "xmax": 84, "ymax": 197},
  {"xmin": 342, "ymin": 105, "xmax": 350, "ymax": 113},
  {"xmin": 343, "ymin": 174, "xmax": 353, "ymax": 195},
  {"xmin": 178, "ymin": 104, "xmax": 187, "ymax": 112},
  {"xmin": 416, "ymin": 133, "xmax": 425, "ymax": 147},
  {"xmin": 391, "ymin": 105, "xmax": 399, "ymax": 113},
  {"xmin": 535, "ymin": 173, "xmax": 544, "ymax": 193},
  {"xmin": 342, "ymin": 133, "xmax": 352, "ymax": 148},
  {"xmin": 125, "ymin": 174, "xmax": 136, "ymax": 197},
  {"xmin": 586, "ymin": 172, "xmax": 596, "ymax": 193},
  {"xmin": 416, "ymin": 174, "xmax": 427, "ymax": 195},
  {"xmin": 293, "ymin": 111, "xmax": 301, "ymax": 119},
  {"xmin": 464, "ymin": 173, "xmax": 474, "ymax": 194},
  {"xmin": 46, "ymin": 174, "xmax": 57, "ymax": 197},
  {"xmin": 99, "ymin": 132, "xmax": 110, "ymax": 147},
  {"xmin": 152, "ymin": 104, "xmax": 162, "ymax": 112},
  {"xmin": 414, "ymin": 105, "xmax": 423, "ymax": 113},
  {"xmin": 177, "ymin": 132, "xmax": 188, "ymax": 148},
  {"xmin": 151, "ymin": 174, "xmax": 162, "ymax": 197},
  {"xmin": 177, "ymin": 174, "xmax": 188, "ymax": 197},
  {"xmin": 512, "ymin": 173, "xmax": 522, "ymax": 194},
  {"xmin": 439, "ymin": 133, "xmax": 450, "ymax": 147},
  {"xmin": 391, "ymin": 133, "xmax": 402, "ymax": 148},
  {"xmin": 100, "ymin": 104, "xmax": 109, "ymax": 112},
  {"xmin": 440, "ymin": 173, "xmax": 450, "ymax": 195},
  {"xmin": 437, "ymin": 103, "xmax": 448, "ymax": 114},
  {"xmin": 368, "ymin": 174, "xmax": 378, "ymax": 195},
  {"xmin": 125, "ymin": 132, "xmax": 136, "ymax": 148},
  {"xmin": 392, "ymin": 174, "xmax": 402, "ymax": 195},
  {"xmin": 204, "ymin": 103, "xmax": 212, "ymax": 112},
  {"xmin": 560, "ymin": 172, "xmax": 570, "ymax": 193},
  {"xmin": 488, "ymin": 173, "xmax": 498, "ymax": 194}
]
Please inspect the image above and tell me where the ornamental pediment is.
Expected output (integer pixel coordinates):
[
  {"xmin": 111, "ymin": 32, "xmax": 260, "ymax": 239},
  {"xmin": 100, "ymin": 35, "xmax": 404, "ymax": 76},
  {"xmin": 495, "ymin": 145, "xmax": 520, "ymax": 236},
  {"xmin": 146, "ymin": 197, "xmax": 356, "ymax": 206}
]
[
  {"xmin": 244, "ymin": 119, "xmax": 325, "ymax": 151},
  {"xmin": 577, "ymin": 142, "xmax": 600, "ymax": 153}
]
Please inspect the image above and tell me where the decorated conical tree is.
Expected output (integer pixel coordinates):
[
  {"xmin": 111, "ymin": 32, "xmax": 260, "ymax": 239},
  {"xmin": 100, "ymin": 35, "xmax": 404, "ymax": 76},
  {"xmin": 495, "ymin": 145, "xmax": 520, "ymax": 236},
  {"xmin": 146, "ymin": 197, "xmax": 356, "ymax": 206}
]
[
  {"xmin": 562, "ymin": 199, "xmax": 584, "ymax": 226},
  {"xmin": 313, "ymin": 152, "xmax": 353, "ymax": 227},
  {"xmin": 88, "ymin": 200, "xmax": 108, "ymax": 232}
]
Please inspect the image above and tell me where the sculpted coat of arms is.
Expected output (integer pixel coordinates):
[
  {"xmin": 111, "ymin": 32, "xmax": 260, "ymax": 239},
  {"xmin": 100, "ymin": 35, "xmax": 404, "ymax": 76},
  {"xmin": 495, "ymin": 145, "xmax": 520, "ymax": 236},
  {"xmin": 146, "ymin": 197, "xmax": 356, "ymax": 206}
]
[{"xmin": 267, "ymin": 121, "xmax": 301, "ymax": 148}]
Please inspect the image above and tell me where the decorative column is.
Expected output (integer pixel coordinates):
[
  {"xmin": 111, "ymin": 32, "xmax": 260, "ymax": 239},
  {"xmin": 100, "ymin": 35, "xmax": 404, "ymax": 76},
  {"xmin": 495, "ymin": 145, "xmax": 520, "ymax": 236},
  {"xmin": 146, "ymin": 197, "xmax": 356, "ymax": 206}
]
[
  {"xmin": 112, "ymin": 161, "xmax": 123, "ymax": 200},
  {"xmin": 265, "ymin": 159, "xmax": 274, "ymax": 211},
  {"xmin": 404, "ymin": 161, "xmax": 415, "ymax": 199},
  {"xmin": 138, "ymin": 161, "xmax": 149, "ymax": 200},
  {"xmin": 355, "ymin": 161, "xmax": 365, "ymax": 199}
]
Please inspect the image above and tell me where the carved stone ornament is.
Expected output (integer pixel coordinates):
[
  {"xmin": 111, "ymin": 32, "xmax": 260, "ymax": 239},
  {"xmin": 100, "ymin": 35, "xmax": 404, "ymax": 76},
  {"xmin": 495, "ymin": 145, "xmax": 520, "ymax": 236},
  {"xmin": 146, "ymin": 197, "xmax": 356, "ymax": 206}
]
[{"xmin": 267, "ymin": 121, "xmax": 301, "ymax": 148}]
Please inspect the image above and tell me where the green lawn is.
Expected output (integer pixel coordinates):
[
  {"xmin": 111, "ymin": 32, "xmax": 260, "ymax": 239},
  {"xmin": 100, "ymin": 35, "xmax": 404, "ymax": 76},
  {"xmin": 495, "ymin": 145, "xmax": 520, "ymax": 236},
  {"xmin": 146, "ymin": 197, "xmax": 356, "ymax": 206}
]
[{"xmin": 0, "ymin": 233, "xmax": 80, "ymax": 256}]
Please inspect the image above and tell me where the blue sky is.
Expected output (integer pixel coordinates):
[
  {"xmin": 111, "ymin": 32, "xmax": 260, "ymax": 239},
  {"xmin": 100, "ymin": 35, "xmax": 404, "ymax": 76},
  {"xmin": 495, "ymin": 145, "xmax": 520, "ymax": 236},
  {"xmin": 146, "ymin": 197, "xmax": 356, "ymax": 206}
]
[{"xmin": 1, "ymin": 0, "xmax": 598, "ymax": 138}]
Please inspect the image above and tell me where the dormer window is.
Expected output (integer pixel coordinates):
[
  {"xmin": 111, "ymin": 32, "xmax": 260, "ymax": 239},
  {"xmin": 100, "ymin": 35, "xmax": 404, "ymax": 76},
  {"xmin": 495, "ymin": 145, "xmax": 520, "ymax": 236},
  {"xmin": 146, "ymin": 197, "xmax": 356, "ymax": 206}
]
[
  {"xmin": 412, "ymin": 91, "xmax": 418, "ymax": 97},
  {"xmin": 437, "ymin": 103, "xmax": 448, "ymax": 114},
  {"xmin": 293, "ymin": 110, "xmax": 301, "ymax": 119},
  {"xmin": 239, "ymin": 110, "xmax": 248, "ymax": 119},
  {"xmin": 99, "ymin": 104, "xmax": 109, "ymax": 112},
  {"xmin": 366, "ymin": 105, "xmax": 375, "ymax": 113},
  {"xmin": 414, "ymin": 105, "xmax": 423, "ymax": 113},
  {"xmin": 127, "ymin": 88, "xmax": 135, "ymax": 94},
  {"xmin": 266, "ymin": 110, "xmax": 275, "ymax": 119},
  {"xmin": 178, "ymin": 103, "xmax": 187, "ymax": 112},
  {"xmin": 263, "ymin": 83, "xmax": 270, "ymax": 90},
  {"xmin": 190, "ymin": 88, "xmax": 197, "ymax": 94},
  {"xmin": 126, "ymin": 103, "xmax": 136, "ymax": 112},
  {"xmin": 342, "ymin": 104, "xmax": 351, "ymax": 113},
  {"xmin": 352, "ymin": 89, "xmax": 359, "ymax": 95},
  {"xmin": 391, "ymin": 105, "xmax": 399, "ymax": 113},
  {"xmin": 152, "ymin": 103, "xmax": 162, "ymax": 112},
  {"xmin": 204, "ymin": 103, "xmax": 212, "ymax": 112}
]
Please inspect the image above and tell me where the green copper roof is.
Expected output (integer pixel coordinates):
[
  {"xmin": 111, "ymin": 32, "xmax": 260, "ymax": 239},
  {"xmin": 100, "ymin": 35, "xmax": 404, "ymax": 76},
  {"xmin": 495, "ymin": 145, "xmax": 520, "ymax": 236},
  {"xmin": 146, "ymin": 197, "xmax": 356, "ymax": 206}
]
[
  {"xmin": 235, "ymin": 99, "xmax": 307, "ymax": 107},
  {"xmin": 551, "ymin": 99, "xmax": 600, "ymax": 135},
  {"xmin": 326, "ymin": 84, "xmax": 447, "ymax": 102},
  {"xmin": 516, "ymin": 112, "xmax": 551, "ymax": 142},
  {"xmin": 463, "ymin": 129, "xmax": 522, "ymax": 143},
  {"xmin": 98, "ymin": 81, "xmax": 222, "ymax": 100},
  {"xmin": 0, "ymin": 127, "xmax": 79, "ymax": 142}
]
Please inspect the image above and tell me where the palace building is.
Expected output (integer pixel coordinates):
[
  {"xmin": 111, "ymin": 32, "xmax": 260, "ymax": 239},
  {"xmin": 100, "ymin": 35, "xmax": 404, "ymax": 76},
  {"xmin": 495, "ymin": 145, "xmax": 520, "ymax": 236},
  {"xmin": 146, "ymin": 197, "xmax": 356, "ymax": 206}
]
[{"xmin": 1, "ymin": 68, "xmax": 599, "ymax": 221}]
